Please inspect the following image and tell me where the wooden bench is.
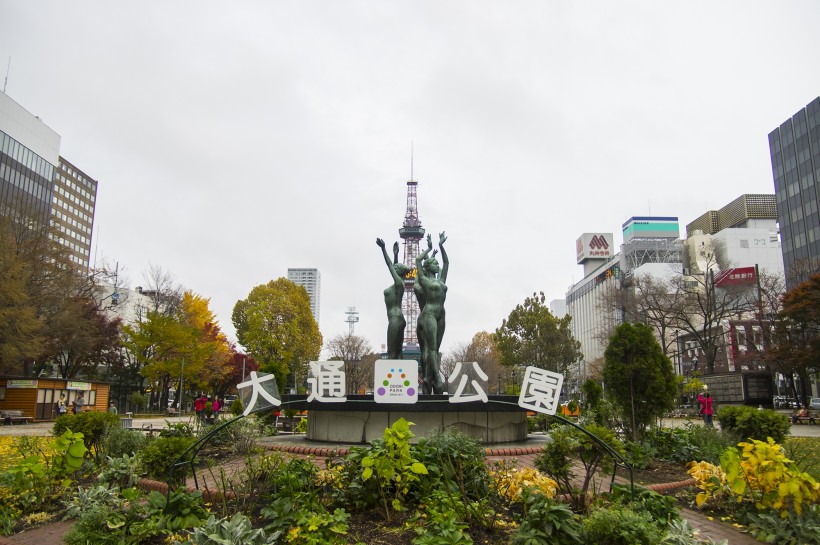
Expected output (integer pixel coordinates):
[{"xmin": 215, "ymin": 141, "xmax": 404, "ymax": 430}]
[
  {"xmin": 792, "ymin": 414, "xmax": 818, "ymax": 425},
  {"xmin": 1, "ymin": 410, "xmax": 34, "ymax": 425},
  {"xmin": 128, "ymin": 423, "xmax": 167, "ymax": 437},
  {"xmin": 166, "ymin": 407, "xmax": 178, "ymax": 416}
]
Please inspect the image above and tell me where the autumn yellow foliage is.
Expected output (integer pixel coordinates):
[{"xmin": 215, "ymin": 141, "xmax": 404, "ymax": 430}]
[{"xmin": 490, "ymin": 463, "xmax": 558, "ymax": 502}]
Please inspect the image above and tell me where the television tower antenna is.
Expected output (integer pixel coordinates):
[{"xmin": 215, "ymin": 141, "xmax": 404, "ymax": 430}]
[
  {"xmin": 398, "ymin": 144, "xmax": 424, "ymax": 345},
  {"xmin": 344, "ymin": 306, "xmax": 359, "ymax": 335}
]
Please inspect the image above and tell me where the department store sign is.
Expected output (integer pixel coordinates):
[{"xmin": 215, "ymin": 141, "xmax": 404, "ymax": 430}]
[
  {"xmin": 67, "ymin": 381, "xmax": 91, "ymax": 390},
  {"xmin": 237, "ymin": 363, "xmax": 565, "ymax": 416}
]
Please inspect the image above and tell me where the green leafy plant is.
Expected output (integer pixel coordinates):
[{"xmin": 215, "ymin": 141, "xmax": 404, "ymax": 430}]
[
  {"xmin": 145, "ymin": 488, "xmax": 210, "ymax": 531},
  {"xmin": 230, "ymin": 397, "xmax": 244, "ymax": 415},
  {"xmin": 511, "ymin": 490, "xmax": 582, "ymax": 545},
  {"xmin": 412, "ymin": 502, "xmax": 473, "ymax": 545},
  {"xmin": 360, "ymin": 418, "xmax": 429, "ymax": 519},
  {"xmin": 716, "ymin": 405, "xmax": 790, "ymax": 443},
  {"xmin": 98, "ymin": 453, "xmax": 140, "ymax": 488},
  {"xmin": 534, "ymin": 424, "xmax": 623, "ymax": 512},
  {"xmin": 295, "ymin": 416, "xmax": 308, "ymax": 434},
  {"xmin": 137, "ymin": 435, "xmax": 196, "ymax": 484},
  {"xmin": 284, "ymin": 507, "xmax": 350, "ymax": 545},
  {"xmin": 582, "ymin": 503, "xmax": 664, "ymax": 544},
  {"xmin": 414, "ymin": 428, "xmax": 492, "ymax": 525},
  {"xmin": 609, "ymin": 484, "xmax": 680, "ymax": 527},
  {"xmin": 740, "ymin": 504, "xmax": 820, "ymax": 545},
  {"xmin": 53, "ymin": 411, "xmax": 119, "ymax": 461},
  {"xmin": 63, "ymin": 487, "xmax": 156, "ymax": 545},
  {"xmin": 3, "ymin": 430, "xmax": 87, "ymax": 515},
  {"xmin": 782, "ymin": 436, "xmax": 820, "ymax": 479},
  {"xmin": 99, "ymin": 425, "xmax": 146, "ymax": 459},
  {"xmin": 190, "ymin": 514, "xmax": 276, "ymax": 545}
]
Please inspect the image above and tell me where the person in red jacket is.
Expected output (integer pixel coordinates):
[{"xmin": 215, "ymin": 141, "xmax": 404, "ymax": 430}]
[
  {"xmin": 703, "ymin": 393, "xmax": 714, "ymax": 427},
  {"xmin": 194, "ymin": 394, "xmax": 206, "ymax": 421}
]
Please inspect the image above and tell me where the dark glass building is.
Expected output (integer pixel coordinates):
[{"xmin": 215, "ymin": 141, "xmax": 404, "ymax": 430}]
[
  {"xmin": 0, "ymin": 129, "xmax": 56, "ymax": 228},
  {"xmin": 768, "ymin": 97, "xmax": 820, "ymax": 288}
]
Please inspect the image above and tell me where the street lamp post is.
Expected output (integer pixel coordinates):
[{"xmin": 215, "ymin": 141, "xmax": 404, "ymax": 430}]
[{"xmin": 178, "ymin": 358, "xmax": 185, "ymax": 415}]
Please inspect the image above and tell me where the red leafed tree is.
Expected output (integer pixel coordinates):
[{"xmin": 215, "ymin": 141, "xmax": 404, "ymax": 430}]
[{"xmin": 211, "ymin": 349, "xmax": 259, "ymax": 397}]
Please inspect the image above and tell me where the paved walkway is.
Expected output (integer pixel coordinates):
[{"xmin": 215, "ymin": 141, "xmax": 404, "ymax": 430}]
[{"xmin": 4, "ymin": 419, "xmax": 805, "ymax": 544}]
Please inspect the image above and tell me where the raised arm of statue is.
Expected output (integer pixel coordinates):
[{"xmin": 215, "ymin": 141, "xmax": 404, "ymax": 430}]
[
  {"xmin": 378, "ymin": 238, "xmax": 403, "ymax": 286},
  {"xmin": 392, "ymin": 241, "xmax": 400, "ymax": 265},
  {"xmin": 438, "ymin": 232, "xmax": 449, "ymax": 283}
]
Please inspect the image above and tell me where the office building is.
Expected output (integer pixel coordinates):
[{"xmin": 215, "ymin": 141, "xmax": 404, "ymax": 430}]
[
  {"xmin": 684, "ymin": 194, "xmax": 782, "ymax": 277},
  {"xmin": 1, "ymin": 92, "xmax": 97, "ymax": 269},
  {"xmin": 0, "ymin": 92, "xmax": 59, "ymax": 228},
  {"xmin": 51, "ymin": 157, "xmax": 97, "ymax": 268},
  {"xmin": 768, "ymin": 97, "xmax": 820, "ymax": 288},
  {"xmin": 287, "ymin": 268, "xmax": 321, "ymax": 324}
]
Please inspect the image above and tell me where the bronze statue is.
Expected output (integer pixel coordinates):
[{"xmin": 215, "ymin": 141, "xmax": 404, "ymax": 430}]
[
  {"xmin": 415, "ymin": 232, "xmax": 448, "ymax": 394},
  {"xmin": 377, "ymin": 238, "xmax": 411, "ymax": 359}
]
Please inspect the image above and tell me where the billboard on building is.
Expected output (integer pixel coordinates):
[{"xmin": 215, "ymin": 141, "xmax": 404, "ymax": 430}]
[
  {"xmin": 621, "ymin": 216, "xmax": 680, "ymax": 242},
  {"xmin": 714, "ymin": 266, "xmax": 757, "ymax": 287},
  {"xmin": 576, "ymin": 233, "xmax": 614, "ymax": 264}
]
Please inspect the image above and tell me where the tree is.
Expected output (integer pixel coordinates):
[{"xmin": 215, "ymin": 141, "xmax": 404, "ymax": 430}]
[
  {"xmin": 47, "ymin": 296, "xmax": 122, "ymax": 379},
  {"xmin": 671, "ymin": 244, "xmax": 756, "ymax": 374},
  {"xmin": 766, "ymin": 273, "xmax": 820, "ymax": 407},
  {"xmin": 445, "ymin": 331, "xmax": 505, "ymax": 394},
  {"xmin": 232, "ymin": 278, "xmax": 322, "ymax": 393},
  {"xmin": 602, "ymin": 322, "xmax": 677, "ymax": 441},
  {"xmin": 598, "ymin": 272, "xmax": 685, "ymax": 356},
  {"xmin": 494, "ymin": 292, "xmax": 582, "ymax": 377},
  {"xmin": 0, "ymin": 209, "xmax": 121, "ymax": 378},
  {"xmin": 210, "ymin": 351, "xmax": 259, "ymax": 399},
  {"xmin": 0, "ymin": 216, "xmax": 43, "ymax": 373},
  {"xmin": 325, "ymin": 333, "xmax": 374, "ymax": 395}
]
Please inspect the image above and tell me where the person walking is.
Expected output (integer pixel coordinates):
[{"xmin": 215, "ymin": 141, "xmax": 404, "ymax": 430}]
[
  {"xmin": 212, "ymin": 396, "xmax": 221, "ymax": 420},
  {"xmin": 697, "ymin": 391, "xmax": 707, "ymax": 423},
  {"xmin": 703, "ymin": 393, "xmax": 714, "ymax": 427}
]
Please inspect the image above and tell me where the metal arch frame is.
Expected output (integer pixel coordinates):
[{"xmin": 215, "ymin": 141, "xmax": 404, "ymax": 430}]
[
  {"xmin": 166, "ymin": 398, "xmax": 634, "ymax": 501},
  {"xmin": 166, "ymin": 401, "xmax": 297, "ymax": 492}
]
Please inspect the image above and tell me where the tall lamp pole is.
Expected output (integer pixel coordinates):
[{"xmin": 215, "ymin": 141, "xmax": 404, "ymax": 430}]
[{"xmin": 178, "ymin": 358, "xmax": 185, "ymax": 415}]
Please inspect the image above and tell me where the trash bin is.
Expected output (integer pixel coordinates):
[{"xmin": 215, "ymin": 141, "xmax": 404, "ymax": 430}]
[{"xmin": 120, "ymin": 417, "xmax": 133, "ymax": 429}]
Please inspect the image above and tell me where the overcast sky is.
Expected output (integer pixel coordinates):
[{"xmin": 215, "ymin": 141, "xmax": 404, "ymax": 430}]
[{"xmin": 1, "ymin": 1, "xmax": 819, "ymax": 357}]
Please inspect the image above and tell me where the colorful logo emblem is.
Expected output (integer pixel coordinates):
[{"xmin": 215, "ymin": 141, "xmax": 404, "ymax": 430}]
[{"xmin": 374, "ymin": 360, "xmax": 418, "ymax": 404}]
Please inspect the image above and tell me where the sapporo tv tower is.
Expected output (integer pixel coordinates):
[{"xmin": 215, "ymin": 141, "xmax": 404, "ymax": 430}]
[{"xmin": 398, "ymin": 156, "xmax": 424, "ymax": 348}]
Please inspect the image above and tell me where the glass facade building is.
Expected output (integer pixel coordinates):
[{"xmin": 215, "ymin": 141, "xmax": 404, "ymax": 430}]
[
  {"xmin": 768, "ymin": 97, "xmax": 820, "ymax": 288},
  {"xmin": 0, "ymin": 129, "xmax": 56, "ymax": 227}
]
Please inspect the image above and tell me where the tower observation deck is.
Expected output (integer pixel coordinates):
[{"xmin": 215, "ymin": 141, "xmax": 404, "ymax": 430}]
[{"xmin": 399, "ymin": 180, "xmax": 424, "ymax": 346}]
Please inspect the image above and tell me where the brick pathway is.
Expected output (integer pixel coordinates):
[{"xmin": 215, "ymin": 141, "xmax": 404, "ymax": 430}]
[{"xmin": 0, "ymin": 440, "xmax": 765, "ymax": 544}]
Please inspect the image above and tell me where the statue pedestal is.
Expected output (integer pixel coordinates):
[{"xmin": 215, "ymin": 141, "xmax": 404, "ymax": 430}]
[{"xmin": 282, "ymin": 395, "xmax": 528, "ymax": 444}]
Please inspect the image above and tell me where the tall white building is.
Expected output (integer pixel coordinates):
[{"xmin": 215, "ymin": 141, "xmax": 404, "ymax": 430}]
[{"xmin": 287, "ymin": 268, "xmax": 321, "ymax": 324}]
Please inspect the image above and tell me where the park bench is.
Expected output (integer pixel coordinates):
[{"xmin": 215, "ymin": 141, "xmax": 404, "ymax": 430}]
[
  {"xmin": 792, "ymin": 412, "xmax": 818, "ymax": 425},
  {"xmin": 1, "ymin": 410, "xmax": 34, "ymax": 425},
  {"xmin": 166, "ymin": 407, "xmax": 178, "ymax": 416}
]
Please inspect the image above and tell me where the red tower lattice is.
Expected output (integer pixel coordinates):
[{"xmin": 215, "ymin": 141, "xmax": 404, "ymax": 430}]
[{"xmin": 398, "ymin": 180, "xmax": 424, "ymax": 346}]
